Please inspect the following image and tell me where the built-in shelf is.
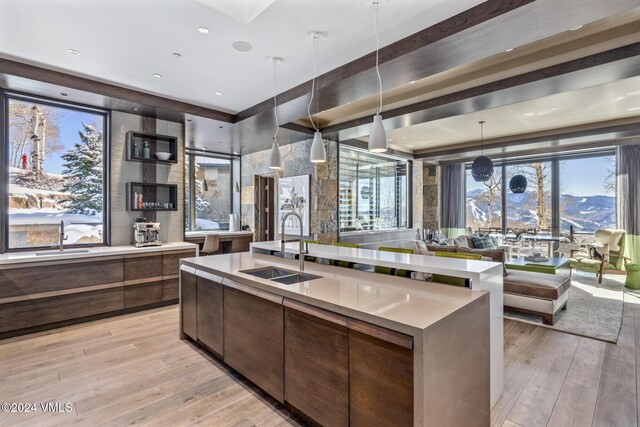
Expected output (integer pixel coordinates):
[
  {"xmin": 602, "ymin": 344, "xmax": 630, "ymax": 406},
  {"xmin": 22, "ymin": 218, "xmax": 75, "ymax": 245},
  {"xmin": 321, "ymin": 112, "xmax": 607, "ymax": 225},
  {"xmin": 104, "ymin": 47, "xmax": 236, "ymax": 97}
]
[
  {"xmin": 127, "ymin": 182, "xmax": 178, "ymax": 211},
  {"xmin": 126, "ymin": 131, "xmax": 177, "ymax": 164}
]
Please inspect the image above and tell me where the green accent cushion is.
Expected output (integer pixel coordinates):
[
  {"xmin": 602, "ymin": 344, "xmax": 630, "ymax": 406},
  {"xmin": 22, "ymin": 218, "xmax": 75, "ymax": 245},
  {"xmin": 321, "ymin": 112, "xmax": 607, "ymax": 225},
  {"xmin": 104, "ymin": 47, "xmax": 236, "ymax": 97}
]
[
  {"xmin": 374, "ymin": 247, "xmax": 414, "ymax": 276},
  {"xmin": 432, "ymin": 252, "xmax": 482, "ymax": 287},
  {"xmin": 569, "ymin": 257, "xmax": 616, "ymax": 271},
  {"xmin": 505, "ymin": 263, "xmax": 557, "ymax": 275},
  {"xmin": 329, "ymin": 242, "xmax": 360, "ymax": 268},
  {"xmin": 470, "ymin": 235, "xmax": 498, "ymax": 249}
]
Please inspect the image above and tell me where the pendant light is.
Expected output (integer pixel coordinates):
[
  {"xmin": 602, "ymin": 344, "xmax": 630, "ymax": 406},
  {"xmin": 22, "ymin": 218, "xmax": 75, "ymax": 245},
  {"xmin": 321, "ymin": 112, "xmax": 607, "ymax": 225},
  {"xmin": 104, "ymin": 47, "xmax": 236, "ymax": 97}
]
[
  {"xmin": 268, "ymin": 57, "xmax": 284, "ymax": 170},
  {"xmin": 309, "ymin": 32, "xmax": 327, "ymax": 163},
  {"xmin": 201, "ymin": 147, "xmax": 209, "ymax": 192},
  {"xmin": 509, "ymin": 143, "xmax": 527, "ymax": 193},
  {"xmin": 368, "ymin": 1, "xmax": 387, "ymax": 153},
  {"xmin": 234, "ymin": 181, "xmax": 240, "ymax": 193},
  {"xmin": 471, "ymin": 120, "xmax": 494, "ymax": 182}
]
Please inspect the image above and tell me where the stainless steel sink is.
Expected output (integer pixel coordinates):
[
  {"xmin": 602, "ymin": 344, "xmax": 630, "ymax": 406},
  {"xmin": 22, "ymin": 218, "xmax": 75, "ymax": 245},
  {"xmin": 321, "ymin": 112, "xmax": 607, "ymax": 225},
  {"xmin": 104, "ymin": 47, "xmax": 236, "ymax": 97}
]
[
  {"xmin": 271, "ymin": 273, "xmax": 322, "ymax": 285},
  {"xmin": 34, "ymin": 249, "xmax": 91, "ymax": 256},
  {"xmin": 240, "ymin": 266, "xmax": 298, "ymax": 279},
  {"xmin": 239, "ymin": 266, "xmax": 322, "ymax": 285}
]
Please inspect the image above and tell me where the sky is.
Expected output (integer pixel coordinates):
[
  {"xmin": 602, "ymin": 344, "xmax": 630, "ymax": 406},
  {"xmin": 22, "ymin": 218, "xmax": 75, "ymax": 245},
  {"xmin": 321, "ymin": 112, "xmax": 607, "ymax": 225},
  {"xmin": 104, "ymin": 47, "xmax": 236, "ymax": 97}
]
[{"xmin": 467, "ymin": 155, "xmax": 615, "ymax": 197}]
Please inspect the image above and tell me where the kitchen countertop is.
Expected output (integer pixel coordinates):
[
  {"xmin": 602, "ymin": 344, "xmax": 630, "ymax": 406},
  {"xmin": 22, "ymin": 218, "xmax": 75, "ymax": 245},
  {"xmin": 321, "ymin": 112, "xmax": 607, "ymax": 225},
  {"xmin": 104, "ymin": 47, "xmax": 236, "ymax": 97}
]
[
  {"xmin": 181, "ymin": 251, "xmax": 487, "ymax": 335},
  {"xmin": 0, "ymin": 242, "xmax": 199, "ymax": 267},
  {"xmin": 185, "ymin": 230, "xmax": 253, "ymax": 238}
]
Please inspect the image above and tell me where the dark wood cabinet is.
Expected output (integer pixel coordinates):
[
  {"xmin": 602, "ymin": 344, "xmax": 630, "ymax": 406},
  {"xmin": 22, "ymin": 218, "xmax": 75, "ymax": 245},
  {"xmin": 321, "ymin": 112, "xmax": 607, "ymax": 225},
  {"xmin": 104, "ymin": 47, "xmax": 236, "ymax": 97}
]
[
  {"xmin": 180, "ymin": 270, "xmax": 198, "ymax": 340},
  {"xmin": 196, "ymin": 274, "xmax": 224, "ymax": 356},
  {"xmin": 124, "ymin": 281, "xmax": 163, "ymax": 308},
  {"xmin": 124, "ymin": 253, "xmax": 163, "ymax": 281},
  {"xmin": 349, "ymin": 319, "xmax": 414, "ymax": 427},
  {"xmin": 162, "ymin": 278, "xmax": 179, "ymax": 301},
  {"xmin": 284, "ymin": 301, "xmax": 349, "ymax": 427},
  {"xmin": 163, "ymin": 249, "xmax": 196, "ymax": 276},
  {"xmin": 223, "ymin": 284, "xmax": 284, "ymax": 402}
]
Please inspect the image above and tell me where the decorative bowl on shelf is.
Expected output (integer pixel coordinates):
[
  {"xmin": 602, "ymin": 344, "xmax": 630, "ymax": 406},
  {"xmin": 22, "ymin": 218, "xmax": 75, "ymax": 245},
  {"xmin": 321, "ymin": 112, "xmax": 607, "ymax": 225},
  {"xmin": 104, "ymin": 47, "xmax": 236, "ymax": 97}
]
[{"xmin": 155, "ymin": 152, "xmax": 171, "ymax": 161}]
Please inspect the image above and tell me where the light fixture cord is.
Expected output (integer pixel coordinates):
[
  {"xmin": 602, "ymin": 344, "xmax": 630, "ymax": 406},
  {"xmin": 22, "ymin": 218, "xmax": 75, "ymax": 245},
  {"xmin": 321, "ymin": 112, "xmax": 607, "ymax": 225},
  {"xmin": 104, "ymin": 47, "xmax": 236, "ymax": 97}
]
[
  {"xmin": 273, "ymin": 59, "xmax": 279, "ymax": 142},
  {"xmin": 375, "ymin": 6, "xmax": 382, "ymax": 116},
  {"xmin": 480, "ymin": 121, "xmax": 484, "ymax": 155},
  {"xmin": 307, "ymin": 35, "xmax": 319, "ymax": 131}
]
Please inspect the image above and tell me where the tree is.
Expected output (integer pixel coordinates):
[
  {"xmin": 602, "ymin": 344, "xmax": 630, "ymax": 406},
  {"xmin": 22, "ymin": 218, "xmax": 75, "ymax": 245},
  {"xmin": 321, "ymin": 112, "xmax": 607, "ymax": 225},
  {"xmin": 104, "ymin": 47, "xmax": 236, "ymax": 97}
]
[
  {"xmin": 481, "ymin": 173, "xmax": 502, "ymax": 227},
  {"xmin": 8, "ymin": 100, "xmax": 63, "ymax": 169},
  {"xmin": 516, "ymin": 163, "xmax": 551, "ymax": 229},
  {"xmin": 61, "ymin": 123, "xmax": 103, "ymax": 215}
]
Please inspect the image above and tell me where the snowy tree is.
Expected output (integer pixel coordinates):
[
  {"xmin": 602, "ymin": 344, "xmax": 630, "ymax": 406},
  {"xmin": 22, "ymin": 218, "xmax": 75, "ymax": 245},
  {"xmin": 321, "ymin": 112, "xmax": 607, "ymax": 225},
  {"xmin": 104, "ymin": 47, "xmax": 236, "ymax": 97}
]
[{"xmin": 61, "ymin": 123, "xmax": 103, "ymax": 215}]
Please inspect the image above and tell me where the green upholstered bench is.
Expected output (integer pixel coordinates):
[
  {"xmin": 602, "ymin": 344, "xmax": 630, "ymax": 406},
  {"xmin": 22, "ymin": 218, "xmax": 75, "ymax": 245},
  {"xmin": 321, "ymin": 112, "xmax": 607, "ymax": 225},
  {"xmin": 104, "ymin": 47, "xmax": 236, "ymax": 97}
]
[
  {"xmin": 329, "ymin": 242, "xmax": 360, "ymax": 268},
  {"xmin": 374, "ymin": 247, "xmax": 414, "ymax": 277}
]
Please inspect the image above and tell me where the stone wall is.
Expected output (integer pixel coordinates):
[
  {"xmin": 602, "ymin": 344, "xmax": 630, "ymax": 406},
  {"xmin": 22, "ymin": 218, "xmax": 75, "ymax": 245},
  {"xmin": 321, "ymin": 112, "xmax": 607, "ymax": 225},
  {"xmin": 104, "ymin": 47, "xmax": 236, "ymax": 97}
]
[
  {"xmin": 240, "ymin": 139, "xmax": 338, "ymax": 244},
  {"xmin": 413, "ymin": 160, "xmax": 440, "ymax": 232}
]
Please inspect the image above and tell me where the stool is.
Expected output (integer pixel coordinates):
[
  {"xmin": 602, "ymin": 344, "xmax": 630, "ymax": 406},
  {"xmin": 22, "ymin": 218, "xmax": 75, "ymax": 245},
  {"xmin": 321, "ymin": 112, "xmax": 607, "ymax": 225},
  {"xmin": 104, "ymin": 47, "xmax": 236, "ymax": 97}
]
[{"xmin": 625, "ymin": 263, "xmax": 640, "ymax": 290}]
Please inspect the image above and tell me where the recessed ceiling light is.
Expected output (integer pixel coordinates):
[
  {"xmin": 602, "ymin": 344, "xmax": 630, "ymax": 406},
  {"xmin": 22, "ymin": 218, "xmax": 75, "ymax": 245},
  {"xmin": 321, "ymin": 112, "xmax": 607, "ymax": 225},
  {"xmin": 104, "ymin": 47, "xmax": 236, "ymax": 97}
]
[
  {"xmin": 152, "ymin": 73, "xmax": 163, "ymax": 78},
  {"xmin": 66, "ymin": 48, "xmax": 80, "ymax": 55},
  {"xmin": 232, "ymin": 41, "xmax": 253, "ymax": 52},
  {"xmin": 569, "ymin": 24, "xmax": 583, "ymax": 31},
  {"xmin": 627, "ymin": 90, "xmax": 640, "ymax": 97},
  {"xmin": 401, "ymin": 136, "xmax": 407, "ymax": 139},
  {"xmin": 218, "ymin": 126, "xmax": 224, "ymax": 129},
  {"xmin": 551, "ymin": 106, "xmax": 558, "ymax": 110},
  {"xmin": 628, "ymin": 107, "xmax": 640, "ymax": 112},
  {"xmin": 198, "ymin": 27, "xmax": 210, "ymax": 34},
  {"xmin": 407, "ymin": 144, "xmax": 415, "ymax": 148},
  {"xmin": 215, "ymin": 91, "xmax": 223, "ymax": 96},
  {"xmin": 132, "ymin": 107, "xmax": 139, "ymax": 111},
  {"xmin": 386, "ymin": 138, "xmax": 394, "ymax": 142},
  {"xmin": 60, "ymin": 93, "xmax": 68, "ymax": 97},
  {"xmin": 504, "ymin": 48, "xmax": 514, "ymax": 52},
  {"xmin": 172, "ymin": 52, "xmax": 182, "ymax": 58},
  {"xmin": 409, "ymin": 80, "xmax": 416, "ymax": 84},
  {"xmin": 523, "ymin": 112, "xmax": 535, "ymax": 117},
  {"xmin": 218, "ymin": 141, "xmax": 223, "ymax": 144}
]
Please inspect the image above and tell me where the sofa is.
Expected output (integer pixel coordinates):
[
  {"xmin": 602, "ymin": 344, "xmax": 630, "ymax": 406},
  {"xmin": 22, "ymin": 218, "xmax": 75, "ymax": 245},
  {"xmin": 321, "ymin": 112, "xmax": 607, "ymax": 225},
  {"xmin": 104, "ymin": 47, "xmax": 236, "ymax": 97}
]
[{"xmin": 421, "ymin": 241, "xmax": 571, "ymax": 325}]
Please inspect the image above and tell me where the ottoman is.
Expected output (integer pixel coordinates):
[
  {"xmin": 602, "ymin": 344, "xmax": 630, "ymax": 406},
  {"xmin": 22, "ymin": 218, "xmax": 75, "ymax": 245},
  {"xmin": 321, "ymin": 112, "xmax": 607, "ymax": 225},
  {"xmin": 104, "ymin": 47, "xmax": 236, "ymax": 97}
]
[
  {"xmin": 503, "ymin": 270, "xmax": 571, "ymax": 325},
  {"xmin": 625, "ymin": 263, "xmax": 640, "ymax": 290}
]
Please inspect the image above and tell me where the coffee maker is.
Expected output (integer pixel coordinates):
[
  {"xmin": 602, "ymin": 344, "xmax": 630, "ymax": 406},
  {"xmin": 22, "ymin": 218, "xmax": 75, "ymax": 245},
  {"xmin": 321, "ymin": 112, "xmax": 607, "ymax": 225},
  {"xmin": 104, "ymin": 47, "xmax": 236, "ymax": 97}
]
[{"xmin": 132, "ymin": 218, "xmax": 161, "ymax": 247}]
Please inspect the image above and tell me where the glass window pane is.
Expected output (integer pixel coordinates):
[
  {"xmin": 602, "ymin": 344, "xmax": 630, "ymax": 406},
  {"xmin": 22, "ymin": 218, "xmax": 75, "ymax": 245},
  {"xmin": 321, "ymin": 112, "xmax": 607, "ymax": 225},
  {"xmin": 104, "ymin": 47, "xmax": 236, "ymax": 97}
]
[
  {"xmin": 466, "ymin": 168, "xmax": 502, "ymax": 231},
  {"xmin": 339, "ymin": 146, "xmax": 408, "ymax": 232},
  {"xmin": 559, "ymin": 156, "xmax": 616, "ymax": 238},
  {"xmin": 7, "ymin": 98, "xmax": 106, "ymax": 249},
  {"xmin": 185, "ymin": 154, "xmax": 231, "ymax": 231},
  {"xmin": 505, "ymin": 162, "xmax": 552, "ymax": 231}
]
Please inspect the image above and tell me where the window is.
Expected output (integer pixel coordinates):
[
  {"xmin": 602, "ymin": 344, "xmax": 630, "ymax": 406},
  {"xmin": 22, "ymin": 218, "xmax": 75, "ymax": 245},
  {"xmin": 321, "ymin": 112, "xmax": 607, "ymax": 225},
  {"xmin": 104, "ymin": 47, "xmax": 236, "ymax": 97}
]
[
  {"xmin": 466, "ymin": 167, "xmax": 502, "ymax": 230},
  {"xmin": 559, "ymin": 155, "xmax": 616, "ymax": 237},
  {"xmin": 464, "ymin": 152, "xmax": 616, "ymax": 236},
  {"xmin": 339, "ymin": 146, "xmax": 409, "ymax": 232},
  {"xmin": 185, "ymin": 151, "xmax": 232, "ymax": 231},
  {"xmin": 505, "ymin": 161, "xmax": 552, "ymax": 231},
  {"xmin": 5, "ymin": 95, "xmax": 108, "ymax": 250}
]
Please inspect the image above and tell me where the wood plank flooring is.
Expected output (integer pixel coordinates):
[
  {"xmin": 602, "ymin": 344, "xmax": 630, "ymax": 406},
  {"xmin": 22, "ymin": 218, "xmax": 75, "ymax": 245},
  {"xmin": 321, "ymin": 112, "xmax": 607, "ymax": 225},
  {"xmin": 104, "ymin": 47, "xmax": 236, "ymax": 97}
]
[{"xmin": 0, "ymin": 299, "xmax": 638, "ymax": 427}]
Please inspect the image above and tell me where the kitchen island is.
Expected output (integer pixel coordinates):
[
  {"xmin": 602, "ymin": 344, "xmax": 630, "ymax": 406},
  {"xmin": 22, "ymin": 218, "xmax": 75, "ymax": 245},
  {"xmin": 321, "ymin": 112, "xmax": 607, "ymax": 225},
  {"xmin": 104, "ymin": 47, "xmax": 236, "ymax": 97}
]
[{"xmin": 180, "ymin": 249, "xmax": 498, "ymax": 426}]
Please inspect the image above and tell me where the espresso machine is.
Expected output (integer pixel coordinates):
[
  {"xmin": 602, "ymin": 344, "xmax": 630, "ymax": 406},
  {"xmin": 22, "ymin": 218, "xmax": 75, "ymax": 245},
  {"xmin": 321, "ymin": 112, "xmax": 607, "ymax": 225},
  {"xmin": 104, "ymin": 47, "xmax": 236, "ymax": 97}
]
[{"xmin": 132, "ymin": 218, "xmax": 161, "ymax": 247}]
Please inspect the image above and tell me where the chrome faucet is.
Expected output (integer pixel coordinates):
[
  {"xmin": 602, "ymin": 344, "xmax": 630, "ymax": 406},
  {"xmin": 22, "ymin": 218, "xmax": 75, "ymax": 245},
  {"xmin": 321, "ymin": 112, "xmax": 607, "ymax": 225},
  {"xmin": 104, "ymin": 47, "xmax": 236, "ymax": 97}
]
[
  {"xmin": 58, "ymin": 220, "xmax": 68, "ymax": 252},
  {"xmin": 280, "ymin": 212, "xmax": 306, "ymax": 271}
]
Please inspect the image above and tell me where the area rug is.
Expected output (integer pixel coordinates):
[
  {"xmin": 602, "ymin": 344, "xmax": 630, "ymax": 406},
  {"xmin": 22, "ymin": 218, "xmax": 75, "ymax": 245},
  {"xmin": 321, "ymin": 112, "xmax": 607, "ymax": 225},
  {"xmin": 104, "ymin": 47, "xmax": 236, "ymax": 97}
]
[{"xmin": 504, "ymin": 270, "xmax": 627, "ymax": 343}]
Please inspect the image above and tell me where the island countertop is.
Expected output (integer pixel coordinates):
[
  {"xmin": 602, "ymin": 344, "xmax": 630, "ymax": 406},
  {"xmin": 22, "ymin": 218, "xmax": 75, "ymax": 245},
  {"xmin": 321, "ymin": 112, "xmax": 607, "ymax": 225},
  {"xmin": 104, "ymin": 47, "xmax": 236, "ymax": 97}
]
[{"xmin": 180, "ymin": 251, "xmax": 487, "ymax": 335}]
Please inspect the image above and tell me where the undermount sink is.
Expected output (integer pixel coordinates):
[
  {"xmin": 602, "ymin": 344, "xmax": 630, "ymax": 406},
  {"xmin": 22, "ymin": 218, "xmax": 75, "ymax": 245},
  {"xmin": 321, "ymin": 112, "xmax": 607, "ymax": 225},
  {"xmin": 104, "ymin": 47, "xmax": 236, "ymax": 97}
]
[
  {"xmin": 34, "ymin": 249, "xmax": 91, "ymax": 256},
  {"xmin": 239, "ymin": 266, "xmax": 322, "ymax": 285}
]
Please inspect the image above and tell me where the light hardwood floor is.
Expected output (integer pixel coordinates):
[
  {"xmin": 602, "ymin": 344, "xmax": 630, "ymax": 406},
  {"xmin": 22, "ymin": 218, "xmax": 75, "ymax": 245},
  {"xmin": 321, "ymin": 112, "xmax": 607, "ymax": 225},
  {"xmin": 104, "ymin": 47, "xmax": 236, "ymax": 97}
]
[{"xmin": 0, "ymin": 300, "xmax": 638, "ymax": 427}]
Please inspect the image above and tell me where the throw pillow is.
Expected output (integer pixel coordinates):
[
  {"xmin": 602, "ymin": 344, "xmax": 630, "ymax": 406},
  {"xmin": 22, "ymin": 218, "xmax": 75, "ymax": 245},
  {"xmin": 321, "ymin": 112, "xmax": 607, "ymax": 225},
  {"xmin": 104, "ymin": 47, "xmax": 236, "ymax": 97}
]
[
  {"xmin": 453, "ymin": 235, "xmax": 471, "ymax": 248},
  {"xmin": 470, "ymin": 235, "xmax": 498, "ymax": 249}
]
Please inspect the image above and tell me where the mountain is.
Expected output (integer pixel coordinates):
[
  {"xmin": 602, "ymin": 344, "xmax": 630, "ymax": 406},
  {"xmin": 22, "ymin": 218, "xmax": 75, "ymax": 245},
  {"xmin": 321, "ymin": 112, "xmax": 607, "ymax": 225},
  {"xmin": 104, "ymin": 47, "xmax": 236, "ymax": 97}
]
[{"xmin": 466, "ymin": 189, "xmax": 615, "ymax": 232}]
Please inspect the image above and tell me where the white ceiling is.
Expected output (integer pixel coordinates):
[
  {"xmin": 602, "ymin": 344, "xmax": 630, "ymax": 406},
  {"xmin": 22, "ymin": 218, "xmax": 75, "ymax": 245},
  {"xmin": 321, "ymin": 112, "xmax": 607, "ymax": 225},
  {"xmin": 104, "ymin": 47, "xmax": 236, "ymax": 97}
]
[
  {"xmin": 0, "ymin": 0, "xmax": 483, "ymax": 114},
  {"xmin": 376, "ymin": 75, "xmax": 640, "ymax": 152}
]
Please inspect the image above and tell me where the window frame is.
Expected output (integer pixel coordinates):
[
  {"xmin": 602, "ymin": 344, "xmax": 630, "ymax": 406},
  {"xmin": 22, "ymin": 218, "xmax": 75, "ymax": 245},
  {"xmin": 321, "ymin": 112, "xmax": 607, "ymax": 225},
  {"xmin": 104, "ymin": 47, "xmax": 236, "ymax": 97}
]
[
  {"xmin": 464, "ymin": 149, "xmax": 616, "ymax": 237},
  {"xmin": 2, "ymin": 90, "xmax": 111, "ymax": 252},
  {"xmin": 184, "ymin": 148, "xmax": 236, "ymax": 233}
]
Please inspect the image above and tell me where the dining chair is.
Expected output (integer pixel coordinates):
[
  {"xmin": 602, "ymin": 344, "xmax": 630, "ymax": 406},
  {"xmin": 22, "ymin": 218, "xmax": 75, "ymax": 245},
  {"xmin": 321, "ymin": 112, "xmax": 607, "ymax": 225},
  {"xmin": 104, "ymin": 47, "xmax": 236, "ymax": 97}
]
[{"xmin": 201, "ymin": 234, "xmax": 220, "ymax": 255}]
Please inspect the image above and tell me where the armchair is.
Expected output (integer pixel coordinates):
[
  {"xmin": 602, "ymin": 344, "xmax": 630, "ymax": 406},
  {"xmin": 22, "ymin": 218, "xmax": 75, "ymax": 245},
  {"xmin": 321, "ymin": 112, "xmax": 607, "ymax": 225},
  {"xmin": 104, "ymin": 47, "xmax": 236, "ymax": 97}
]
[{"xmin": 569, "ymin": 229, "xmax": 629, "ymax": 284}]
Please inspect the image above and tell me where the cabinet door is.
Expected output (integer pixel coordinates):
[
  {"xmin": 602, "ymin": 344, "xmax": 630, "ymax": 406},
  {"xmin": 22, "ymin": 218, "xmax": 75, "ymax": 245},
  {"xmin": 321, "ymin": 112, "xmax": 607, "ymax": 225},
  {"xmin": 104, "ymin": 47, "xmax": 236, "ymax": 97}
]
[
  {"xmin": 223, "ymin": 284, "xmax": 284, "ymax": 402},
  {"xmin": 180, "ymin": 270, "xmax": 197, "ymax": 340},
  {"xmin": 196, "ymin": 274, "xmax": 224, "ymax": 357},
  {"xmin": 349, "ymin": 318, "xmax": 414, "ymax": 427},
  {"xmin": 284, "ymin": 301, "xmax": 349, "ymax": 427}
]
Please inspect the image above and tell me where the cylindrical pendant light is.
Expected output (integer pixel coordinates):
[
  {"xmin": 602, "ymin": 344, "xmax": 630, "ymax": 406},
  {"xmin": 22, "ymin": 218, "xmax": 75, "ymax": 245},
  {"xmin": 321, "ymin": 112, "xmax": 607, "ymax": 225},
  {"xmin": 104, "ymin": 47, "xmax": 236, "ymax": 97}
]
[
  {"xmin": 269, "ymin": 57, "xmax": 284, "ymax": 170},
  {"xmin": 308, "ymin": 32, "xmax": 327, "ymax": 163},
  {"xmin": 471, "ymin": 121, "xmax": 494, "ymax": 182},
  {"xmin": 368, "ymin": 1, "xmax": 387, "ymax": 153}
]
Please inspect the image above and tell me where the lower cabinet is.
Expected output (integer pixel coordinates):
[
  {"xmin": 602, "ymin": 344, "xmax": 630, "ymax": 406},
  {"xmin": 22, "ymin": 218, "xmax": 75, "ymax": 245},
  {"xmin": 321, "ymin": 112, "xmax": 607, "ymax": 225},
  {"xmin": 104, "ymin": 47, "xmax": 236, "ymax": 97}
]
[
  {"xmin": 162, "ymin": 278, "xmax": 179, "ymax": 301},
  {"xmin": 284, "ymin": 302, "xmax": 349, "ymax": 427},
  {"xmin": 196, "ymin": 274, "xmax": 224, "ymax": 356},
  {"xmin": 124, "ymin": 281, "xmax": 163, "ymax": 308},
  {"xmin": 223, "ymin": 285, "xmax": 284, "ymax": 402},
  {"xmin": 349, "ymin": 319, "xmax": 414, "ymax": 427},
  {"xmin": 181, "ymin": 270, "xmax": 198, "ymax": 340}
]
